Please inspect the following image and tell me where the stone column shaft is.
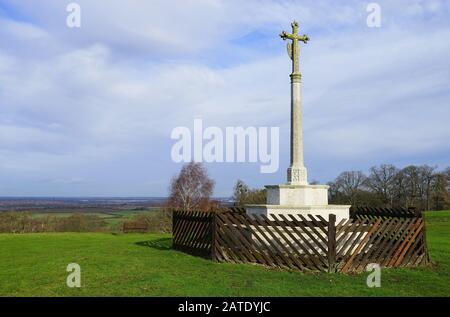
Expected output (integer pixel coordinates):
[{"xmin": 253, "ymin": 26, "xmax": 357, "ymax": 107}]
[{"xmin": 287, "ymin": 73, "xmax": 308, "ymax": 185}]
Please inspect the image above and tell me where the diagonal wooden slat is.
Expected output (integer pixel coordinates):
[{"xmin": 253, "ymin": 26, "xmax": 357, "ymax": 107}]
[
  {"xmin": 262, "ymin": 214, "xmax": 308, "ymax": 270},
  {"xmin": 336, "ymin": 219, "xmax": 360, "ymax": 248},
  {"xmin": 386, "ymin": 218, "xmax": 418, "ymax": 267},
  {"xmin": 267, "ymin": 215, "xmax": 313, "ymax": 271},
  {"xmin": 340, "ymin": 218, "xmax": 382, "ymax": 273},
  {"xmin": 244, "ymin": 216, "xmax": 289, "ymax": 268},
  {"xmin": 184, "ymin": 212, "xmax": 207, "ymax": 248},
  {"xmin": 172, "ymin": 210, "xmax": 213, "ymax": 257},
  {"xmin": 393, "ymin": 219, "xmax": 424, "ymax": 267},
  {"xmin": 277, "ymin": 214, "xmax": 325, "ymax": 270},
  {"xmin": 370, "ymin": 217, "xmax": 404, "ymax": 265},
  {"xmin": 337, "ymin": 220, "xmax": 370, "ymax": 260},
  {"xmin": 216, "ymin": 213, "xmax": 259, "ymax": 263},
  {"xmin": 232, "ymin": 213, "xmax": 280, "ymax": 266},
  {"xmin": 287, "ymin": 215, "xmax": 328, "ymax": 255},
  {"xmin": 182, "ymin": 211, "xmax": 201, "ymax": 247},
  {"xmin": 301, "ymin": 214, "xmax": 328, "ymax": 244},
  {"xmin": 215, "ymin": 216, "xmax": 243, "ymax": 263},
  {"xmin": 353, "ymin": 218, "xmax": 397, "ymax": 272},
  {"xmin": 306, "ymin": 214, "xmax": 328, "ymax": 236},
  {"xmin": 379, "ymin": 217, "xmax": 415, "ymax": 267},
  {"xmin": 243, "ymin": 214, "xmax": 289, "ymax": 268},
  {"xmin": 402, "ymin": 231, "xmax": 425, "ymax": 267},
  {"xmin": 252, "ymin": 214, "xmax": 300, "ymax": 270},
  {"xmin": 284, "ymin": 215, "xmax": 328, "ymax": 269}
]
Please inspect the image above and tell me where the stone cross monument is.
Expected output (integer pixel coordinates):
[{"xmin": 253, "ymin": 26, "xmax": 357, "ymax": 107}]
[
  {"xmin": 246, "ymin": 21, "xmax": 350, "ymax": 222},
  {"xmin": 280, "ymin": 21, "xmax": 310, "ymax": 185}
]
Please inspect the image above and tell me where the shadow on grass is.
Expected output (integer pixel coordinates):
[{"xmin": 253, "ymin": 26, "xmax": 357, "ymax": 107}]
[{"xmin": 135, "ymin": 237, "xmax": 172, "ymax": 251}]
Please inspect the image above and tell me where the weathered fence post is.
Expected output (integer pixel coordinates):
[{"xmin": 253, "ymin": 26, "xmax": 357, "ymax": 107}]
[
  {"xmin": 172, "ymin": 210, "xmax": 177, "ymax": 250},
  {"xmin": 211, "ymin": 212, "xmax": 218, "ymax": 261},
  {"xmin": 418, "ymin": 209, "xmax": 431, "ymax": 264},
  {"xmin": 327, "ymin": 214, "xmax": 337, "ymax": 273}
]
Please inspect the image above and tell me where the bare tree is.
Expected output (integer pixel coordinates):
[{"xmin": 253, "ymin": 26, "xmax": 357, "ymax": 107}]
[
  {"xmin": 334, "ymin": 171, "xmax": 367, "ymax": 206},
  {"xmin": 168, "ymin": 162, "xmax": 215, "ymax": 211},
  {"xmin": 445, "ymin": 167, "xmax": 450, "ymax": 190},
  {"xmin": 232, "ymin": 179, "xmax": 266, "ymax": 206},
  {"xmin": 232, "ymin": 179, "xmax": 249, "ymax": 205},
  {"xmin": 366, "ymin": 164, "xmax": 399, "ymax": 206},
  {"xmin": 417, "ymin": 165, "xmax": 436, "ymax": 210},
  {"xmin": 400, "ymin": 165, "xmax": 420, "ymax": 208},
  {"xmin": 392, "ymin": 169, "xmax": 408, "ymax": 207},
  {"xmin": 327, "ymin": 181, "xmax": 345, "ymax": 204},
  {"xmin": 431, "ymin": 172, "xmax": 450, "ymax": 210},
  {"xmin": 397, "ymin": 165, "xmax": 436, "ymax": 210}
]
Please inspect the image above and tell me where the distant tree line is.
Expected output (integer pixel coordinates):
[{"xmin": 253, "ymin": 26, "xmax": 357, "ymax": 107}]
[
  {"xmin": 167, "ymin": 162, "xmax": 449, "ymax": 211},
  {"xmin": 0, "ymin": 210, "xmax": 173, "ymax": 234},
  {"xmin": 328, "ymin": 164, "xmax": 450, "ymax": 211},
  {"xmin": 232, "ymin": 164, "xmax": 450, "ymax": 211}
]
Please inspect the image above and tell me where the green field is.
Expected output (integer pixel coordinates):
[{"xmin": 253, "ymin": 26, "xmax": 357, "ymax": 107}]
[
  {"xmin": 29, "ymin": 210, "xmax": 156, "ymax": 230},
  {"xmin": 0, "ymin": 211, "xmax": 449, "ymax": 297}
]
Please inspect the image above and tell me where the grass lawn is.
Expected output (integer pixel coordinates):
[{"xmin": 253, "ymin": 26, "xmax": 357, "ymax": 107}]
[{"xmin": 0, "ymin": 211, "xmax": 449, "ymax": 297}]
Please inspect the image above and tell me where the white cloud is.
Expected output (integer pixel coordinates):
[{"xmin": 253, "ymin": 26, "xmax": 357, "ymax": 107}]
[{"xmin": 0, "ymin": 0, "xmax": 449, "ymax": 195}]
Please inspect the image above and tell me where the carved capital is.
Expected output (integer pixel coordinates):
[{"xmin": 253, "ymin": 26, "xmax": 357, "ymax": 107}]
[{"xmin": 290, "ymin": 73, "xmax": 301, "ymax": 83}]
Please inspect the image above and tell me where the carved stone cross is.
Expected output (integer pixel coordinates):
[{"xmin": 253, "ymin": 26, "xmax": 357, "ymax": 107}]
[
  {"xmin": 280, "ymin": 21, "xmax": 310, "ymax": 185},
  {"xmin": 280, "ymin": 21, "xmax": 309, "ymax": 75}
]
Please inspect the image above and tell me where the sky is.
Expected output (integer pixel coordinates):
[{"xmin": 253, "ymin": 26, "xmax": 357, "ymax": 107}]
[{"xmin": 0, "ymin": 0, "xmax": 449, "ymax": 197}]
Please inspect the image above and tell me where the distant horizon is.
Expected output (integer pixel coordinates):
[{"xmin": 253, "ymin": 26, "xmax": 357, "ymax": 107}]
[{"xmin": 0, "ymin": 196, "xmax": 232, "ymax": 199}]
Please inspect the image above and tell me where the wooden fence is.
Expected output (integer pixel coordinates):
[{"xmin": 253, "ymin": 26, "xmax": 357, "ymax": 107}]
[
  {"xmin": 172, "ymin": 208, "xmax": 429, "ymax": 273},
  {"xmin": 172, "ymin": 210, "xmax": 214, "ymax": 257},
  {"xmin": 350, "ymin": 206, "xmax": 422, "ymax": 219},
  {"xmin": 123, "ymin": 221, "xmax": 148, "ymax": 233}
]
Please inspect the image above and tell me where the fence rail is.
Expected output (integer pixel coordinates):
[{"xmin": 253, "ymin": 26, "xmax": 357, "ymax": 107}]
[
  {"xmin": 172, "ymin": 208, "xmax": 429, "ymax": 273},
  {"xmin": 350, "ymin": 206, "xmax": 421, "ymax": 219}
]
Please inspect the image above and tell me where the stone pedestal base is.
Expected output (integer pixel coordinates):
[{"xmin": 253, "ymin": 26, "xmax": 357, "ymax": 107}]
[
  {"xmin": 246, "ymin": 183, "xmax": 351, "ymax": 222},
  {"xmin": 245, "ymin": 204, "xmax": 350, "ymax": 223},
  {"xmin": 266, "ymin": 184, "xmax": 329, "ymax": 205}
]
